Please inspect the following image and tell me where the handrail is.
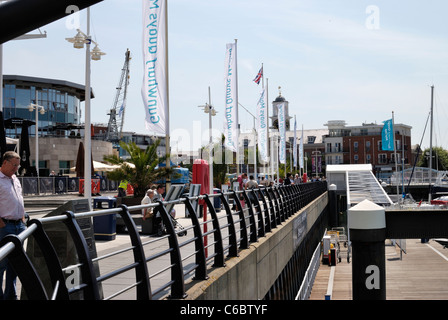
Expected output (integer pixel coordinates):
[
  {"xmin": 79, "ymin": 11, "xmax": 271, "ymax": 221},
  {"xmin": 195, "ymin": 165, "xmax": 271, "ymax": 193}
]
[{"xmin": 0, "ymin": 181, "xmax": 328, "ymax": 300}]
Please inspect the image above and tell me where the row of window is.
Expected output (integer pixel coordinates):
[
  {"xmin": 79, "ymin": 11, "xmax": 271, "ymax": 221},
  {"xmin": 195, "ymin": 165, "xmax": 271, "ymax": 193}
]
[
  {"xmin": 326, "ymin": 140, "xmax": 405, "ymax": 153},
  {"xmin": 2, "ymin": 84, "xmax": 81, "ymax": 138},
  {"xmin": 326, "ymin": 153, "xmax": 407, "ymax": 165}
]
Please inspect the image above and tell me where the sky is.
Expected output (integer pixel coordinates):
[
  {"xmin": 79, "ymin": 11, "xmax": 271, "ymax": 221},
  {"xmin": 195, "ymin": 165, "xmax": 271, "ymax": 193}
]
[{"xmin": 3, "ymin": 0, "xmax": 448, "ymax": 153}]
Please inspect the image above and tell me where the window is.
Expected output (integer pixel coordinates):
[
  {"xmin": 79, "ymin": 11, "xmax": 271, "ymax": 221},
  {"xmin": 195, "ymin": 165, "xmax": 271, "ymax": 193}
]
[
  {"xmin": 354, "ymin": 141, "xmax": 358, "ymax": 153},
  {"xmin": 308, "ymin": 136, "xmax": 316, "ymax": 144},
  {"xmin": 378, "ymin": 154, "xmax": 387, "ymax": 164}
]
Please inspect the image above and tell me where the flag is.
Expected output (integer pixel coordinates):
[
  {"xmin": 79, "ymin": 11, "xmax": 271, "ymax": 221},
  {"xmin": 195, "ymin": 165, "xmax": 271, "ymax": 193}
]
[
  {"xmin": 278, "ymin": 102, "xmax": 286, "ymax": 164},
  {"xmin": 256, "ymin": 88, "xmax": 268, "ymax": 163},
  {"xmin": 223, "ymin": 42, "xmax": 239, "ymax": 152},
  {"xmin": 381, "ymin": 118, "xmax": 394, "ymax": 151},
  {"xmin": 299, "ymin": 125, "xmax": 304, "ymax": 170},
  {"xmin": 141, "ymin": 0, "xmax": 168, "ymax": 135},
  {"xmin": 253, "ymin": 66, "xmax": 263, "ymax": 85},
  {"xmin": 293, "ymin": 116, "xmax": 297, "ymax": 168}
]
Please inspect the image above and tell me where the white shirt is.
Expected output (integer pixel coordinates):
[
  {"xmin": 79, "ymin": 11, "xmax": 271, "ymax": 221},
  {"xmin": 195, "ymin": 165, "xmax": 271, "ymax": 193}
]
[
  {"xmin": 141, "ymin": 194, "xmax": 152, "ymax": 216},
  {"xmin": 0, "ymin": 171, "xmax": 25, "ymax": 220}
]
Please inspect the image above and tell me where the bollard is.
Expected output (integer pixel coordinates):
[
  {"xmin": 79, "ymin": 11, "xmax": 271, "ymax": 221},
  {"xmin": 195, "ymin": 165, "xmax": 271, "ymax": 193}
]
[{"xmin": 348, "ymin": 199, "xmax": 386, "ymax": 300}]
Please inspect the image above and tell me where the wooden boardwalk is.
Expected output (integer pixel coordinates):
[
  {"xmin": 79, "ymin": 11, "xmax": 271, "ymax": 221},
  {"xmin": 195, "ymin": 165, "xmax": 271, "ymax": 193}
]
[{"xmin": 309, "ymin": 239, "xmax": 448, "ymax": 300}]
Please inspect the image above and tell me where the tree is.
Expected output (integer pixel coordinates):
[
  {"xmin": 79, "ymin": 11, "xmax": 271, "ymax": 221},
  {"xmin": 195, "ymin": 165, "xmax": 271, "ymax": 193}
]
[
  {"xmin": 417, "ymin": 146, "xmax": 448, "ymax": 171},
  {"xmin": 104, "ymin": 139, "xmax": 175, "ymax": 198}
]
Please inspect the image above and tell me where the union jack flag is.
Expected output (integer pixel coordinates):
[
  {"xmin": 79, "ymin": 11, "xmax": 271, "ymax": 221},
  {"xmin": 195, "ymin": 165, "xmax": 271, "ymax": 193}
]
[{"xmin": 253, "ymin": 66, "xmax": 263, "ymax": 85}]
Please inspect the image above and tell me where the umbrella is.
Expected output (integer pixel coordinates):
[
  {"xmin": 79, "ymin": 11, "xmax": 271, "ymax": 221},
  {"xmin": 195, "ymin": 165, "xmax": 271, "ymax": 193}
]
[
  {"xmin": 19, "ymin": 122, "xmax": 31, "ymax": 175},
  {"xmin": 75, "ymin": 141, "xmax": 94, "ymax": 178},
  {"xmin": 71, "ymin": 160, "xmax": 120, "ymax": 172}
]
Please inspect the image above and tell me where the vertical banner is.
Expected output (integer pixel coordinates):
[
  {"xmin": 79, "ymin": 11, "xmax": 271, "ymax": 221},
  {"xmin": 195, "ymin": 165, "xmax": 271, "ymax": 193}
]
[
  {"xmin": 142, "ymin": 0, "xmax": 168, "ymax": 135},
  {"xmin": 256, "ymin": 87, "xmax": 268, "ymax": 163},
  {"xmin": 278, "ymin": 102, "xmax": 286, "ymax": 164},
  {"xmin": 381, "ymin": 118, "xmax": 394, "ymax": 151},
  {"xmin": 223, "ymin": 42, "xmax": 238, "ymax": 152},
  {"xmin": 299, "ymin": 125, "xmax": 304, "ymax": 170},
  {"xmin": 293, "ymin": 116, "xmax": 297, "ymax": 168}
]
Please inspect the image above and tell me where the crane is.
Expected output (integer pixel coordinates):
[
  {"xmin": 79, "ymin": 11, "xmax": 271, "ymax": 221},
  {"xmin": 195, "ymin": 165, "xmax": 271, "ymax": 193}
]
[{"xmin": 105, "ymin": 49, "xmax": 131, "ymax": 144}]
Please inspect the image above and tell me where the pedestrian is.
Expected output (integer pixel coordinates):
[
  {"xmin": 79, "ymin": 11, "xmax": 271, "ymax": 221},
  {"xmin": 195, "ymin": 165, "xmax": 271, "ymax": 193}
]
[
  {"xmin": 118, "ymin": 179, "xmax": 128, "ymax": 197},
  {"xmin": 245, "ymin": 175, "xmax": 258, "ymax": 203},
  {"xmin": 141, "ymin": 188, "xmax": 155, "ymax": 220},
  {"xmin": 0, "ymin": 151, "xmax": 26, "ymax": 300}
]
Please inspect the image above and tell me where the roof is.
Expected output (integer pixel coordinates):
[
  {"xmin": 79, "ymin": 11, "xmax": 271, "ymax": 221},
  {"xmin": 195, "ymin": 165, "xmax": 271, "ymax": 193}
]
[{"xmin": 3, "ymin": 74, "xmax": 94, "ymax": 101}]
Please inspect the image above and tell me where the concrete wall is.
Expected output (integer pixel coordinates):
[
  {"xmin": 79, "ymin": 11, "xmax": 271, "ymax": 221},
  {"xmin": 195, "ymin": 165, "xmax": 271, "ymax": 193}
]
[
  {"xmin": 29, "ymin": 137, "xmax": 114, "ymax": 174},
  {"xmin": 185, "ymin": 192, "xmax": 329, "ymax": 300}
]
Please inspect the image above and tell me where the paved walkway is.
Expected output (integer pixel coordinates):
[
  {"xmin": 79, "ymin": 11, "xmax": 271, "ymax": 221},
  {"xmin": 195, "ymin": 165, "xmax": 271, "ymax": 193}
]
[{"xmin": 309, "ymin": 239, "xmax": 448, "ymax": 300}]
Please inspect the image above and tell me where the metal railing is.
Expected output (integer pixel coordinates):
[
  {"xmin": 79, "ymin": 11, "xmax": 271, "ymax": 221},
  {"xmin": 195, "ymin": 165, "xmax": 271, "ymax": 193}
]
[{"xmin": 0, "ymin": 181, "xmax": 327, "ymax": 300}]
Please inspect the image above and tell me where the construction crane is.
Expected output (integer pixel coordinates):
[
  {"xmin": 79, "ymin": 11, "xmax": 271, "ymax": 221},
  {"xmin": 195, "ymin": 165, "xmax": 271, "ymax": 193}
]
[{"xmin": 105, "ymin": 49, "xmax": 131, "ymax": 145}]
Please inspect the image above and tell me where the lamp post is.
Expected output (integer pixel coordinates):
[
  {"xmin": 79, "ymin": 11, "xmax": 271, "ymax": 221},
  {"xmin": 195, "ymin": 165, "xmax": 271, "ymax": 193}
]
[
  {"xmin": 199, "ymin": 87, "xmax": 217, "ymax": 195},
  {"xmin": 28, "ymin": 91, "xmax": 45, "ymax": 187},
  {"xmin": 239, "ymin": 102, "xmax": 257, "ymax": 181},
  {"xmin": 66, "ymin": 7, "xmax": 105, "ymax": 210}
]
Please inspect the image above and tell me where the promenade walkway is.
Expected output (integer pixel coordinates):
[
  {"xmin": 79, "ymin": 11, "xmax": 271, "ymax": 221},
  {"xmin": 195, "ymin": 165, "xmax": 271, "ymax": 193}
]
[
  {"xmin": 23, "ymin": 191, "xmax": 205, "ymax": 300},
  {"xmin": 309, "ymin": 239, "xmax": 448, "ymax": 300}
]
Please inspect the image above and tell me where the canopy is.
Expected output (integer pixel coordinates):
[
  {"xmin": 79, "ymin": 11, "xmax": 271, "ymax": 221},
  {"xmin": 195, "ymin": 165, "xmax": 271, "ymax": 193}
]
[{"xmin": 71, "ymin": 160, "xmax": 120, "ymax": 172}]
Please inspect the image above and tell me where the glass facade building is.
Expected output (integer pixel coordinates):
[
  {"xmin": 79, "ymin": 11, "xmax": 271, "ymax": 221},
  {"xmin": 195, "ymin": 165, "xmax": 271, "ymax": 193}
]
[{"xmin": 2, "ymin": 75, "xmax": 90, "ymax": 138}]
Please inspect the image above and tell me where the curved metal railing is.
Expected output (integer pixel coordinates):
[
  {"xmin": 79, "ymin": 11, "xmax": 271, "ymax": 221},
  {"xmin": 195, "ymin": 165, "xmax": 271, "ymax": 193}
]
[{"xmin": 0, "ymin": 182, "xmax": 327, "ymax": 300}]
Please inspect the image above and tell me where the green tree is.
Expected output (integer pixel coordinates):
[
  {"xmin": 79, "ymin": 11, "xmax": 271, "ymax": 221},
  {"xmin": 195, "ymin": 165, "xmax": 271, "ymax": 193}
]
[
  {"xmin": 417, "ymin": 146, "xmax": 448, "ymax": 171},
  {"xmin": 103, "ymin": 140, "xmax": 175, "ymax": 198}
]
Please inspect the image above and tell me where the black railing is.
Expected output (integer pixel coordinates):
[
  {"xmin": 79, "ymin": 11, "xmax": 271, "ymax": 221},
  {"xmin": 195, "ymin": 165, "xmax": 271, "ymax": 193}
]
[{"xmin": 0, "ymin": 182, "xmax": 327, "ymax": 300}]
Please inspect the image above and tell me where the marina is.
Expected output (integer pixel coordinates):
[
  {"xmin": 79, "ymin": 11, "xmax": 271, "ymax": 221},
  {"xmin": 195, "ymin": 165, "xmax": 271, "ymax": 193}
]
[{"xmin": 309, "ymin": 238, "xmax": 448, "ymax": 300}]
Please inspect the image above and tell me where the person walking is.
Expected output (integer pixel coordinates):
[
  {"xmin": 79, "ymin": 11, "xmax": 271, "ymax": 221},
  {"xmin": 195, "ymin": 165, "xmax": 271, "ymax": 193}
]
[{"xmin": 0, "ymin": 151, "xmax": 26, "ymax": 300}]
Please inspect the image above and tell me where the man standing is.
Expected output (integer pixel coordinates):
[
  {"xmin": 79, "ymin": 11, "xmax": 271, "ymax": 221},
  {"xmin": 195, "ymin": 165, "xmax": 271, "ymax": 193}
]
[{"xmin": 0, "ymin": 151, "xmax": 26, "ymax": 300}]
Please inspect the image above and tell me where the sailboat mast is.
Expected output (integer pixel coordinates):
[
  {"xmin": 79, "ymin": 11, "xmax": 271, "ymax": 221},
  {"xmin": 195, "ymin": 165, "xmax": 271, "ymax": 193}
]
[{"xmin": 429, "ymin": 85, "xmax": 434, "ymax": 201}]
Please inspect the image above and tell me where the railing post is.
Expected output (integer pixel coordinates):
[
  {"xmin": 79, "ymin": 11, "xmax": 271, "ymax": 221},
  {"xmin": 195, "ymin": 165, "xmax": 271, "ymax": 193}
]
[
  {"xmin": 231, "ymin": 191, "xmax": 248, "ymax": 249},
  {"xmin": 0, "ymin": 234, "xmax": 49, "ymax": 300},
  {"xmin": 204, "ymin": 194, "xmax": 225, "ymax": 267},
  {"xmin": 155, "ymin": 201, "xmax": 186, "ymax": 299},
  {"xmin": 116, "ymin": 204, "xmax": 152, "ymax": 300},
  {"xmin": 267, "ymin": 187, "xmax": 280, "ymax": 226},
  {"xmin": 250, "ymin": 188, "xmax": 265, "ymax": 238},
  {"xmin": 219, "ymin": 192, "xmax": 238, "ymax": 257},
  {"xmin": 183, "ymin": 197, "xmax": 208, "ymax": 279},
  {"xmin": 273, "ymin": 187, "xmax": 286, "ymax": 223},
  {"xmin": 241, "ymin": 189, "xmax": 258, "ymax": 242},
  {"xmin": 257, "ymin": 187, "xmax": 271, "ymax": 233},
  {"xmin": 63, "ymin": 211, "xmax": 101, "ymax": 300}
]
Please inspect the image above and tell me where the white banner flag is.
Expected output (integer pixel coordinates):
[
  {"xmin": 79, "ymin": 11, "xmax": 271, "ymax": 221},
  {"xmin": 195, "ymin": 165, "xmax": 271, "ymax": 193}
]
[
  {"xmin": 299, "ymin": 125, "xmax": 304, "ymax": 169},
  {"xmin": 223, "ymin": 42, "xmax": 238, "ymax": 152},
  {"xmin": 256, "ymin": 87, "xmax": 268, "ymax": 163},
  {"xmin": 142, "ymin": 0, "xmax": 168, "ymax": 135},
  {"xmin": 278, "ymin": 102, "xmax": 286, "ymax": 164},
  {"xmin": 293, "ymin": 116, "xmax": 297, "ymax": 168}
]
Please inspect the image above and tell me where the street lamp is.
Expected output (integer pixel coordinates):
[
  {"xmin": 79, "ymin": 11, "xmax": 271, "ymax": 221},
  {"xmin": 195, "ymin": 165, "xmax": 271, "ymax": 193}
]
[
  {"xmin": 28, "ymin": 92, "xmax": 45, "ymax": 184},
  {"xmin": 65, "ymin": 7, "xmax": 105, "ymax": 210},
  {"xmin": 199, "ymin": 87, "xmax": 217, "ymax": 195}
]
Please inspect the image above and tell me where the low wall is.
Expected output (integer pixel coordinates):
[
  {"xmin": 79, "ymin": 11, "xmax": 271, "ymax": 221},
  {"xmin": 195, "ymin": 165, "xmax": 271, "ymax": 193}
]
[{"xmin": 185, "ymin": 192, "xmax": 329, "ymax": 300}]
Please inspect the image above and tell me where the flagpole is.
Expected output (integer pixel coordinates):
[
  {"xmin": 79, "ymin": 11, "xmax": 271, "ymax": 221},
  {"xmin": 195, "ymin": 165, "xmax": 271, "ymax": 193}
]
[
  {"xmin": 266, "ymin": 77, "xmax": 270, "ymax": 179},
  {"xmin": 392, "ymin": 111, "xmax": 399, "ymax": 199},
  {"xmin": 234, "ymin": 38, "xmax": 240, "ymax": 177},
  {"xmin": 165, "ymin": 0, "xmax": 171, "ymax": 192}
]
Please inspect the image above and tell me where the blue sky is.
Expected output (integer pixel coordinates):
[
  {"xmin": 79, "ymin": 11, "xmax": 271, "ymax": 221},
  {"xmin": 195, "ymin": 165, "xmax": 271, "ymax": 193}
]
[{"xmin": 3, "ymin": 0, "xmax": 448, "ymax": 152}]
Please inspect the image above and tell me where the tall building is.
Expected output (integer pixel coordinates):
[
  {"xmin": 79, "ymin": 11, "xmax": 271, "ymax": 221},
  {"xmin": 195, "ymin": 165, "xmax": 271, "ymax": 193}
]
[
  {"xmin": 323, "ymin": 120, "xmax": 412, "ymax": 181},
  {"xmin": 2, "ymin": 74, "xmax": 113, "ymax": 175}
]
